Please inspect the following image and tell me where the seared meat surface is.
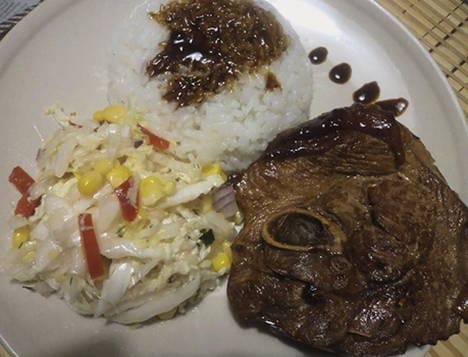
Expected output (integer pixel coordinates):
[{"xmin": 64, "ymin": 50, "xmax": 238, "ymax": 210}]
[{"xmin": 227, "ymin": 103, "xmax": 468, "ymax": 356}]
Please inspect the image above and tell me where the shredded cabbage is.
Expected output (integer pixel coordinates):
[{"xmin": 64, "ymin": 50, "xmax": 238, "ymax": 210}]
[{"xmin": 4, "ymin": 105, "xmax": 237, "ymax": 324}]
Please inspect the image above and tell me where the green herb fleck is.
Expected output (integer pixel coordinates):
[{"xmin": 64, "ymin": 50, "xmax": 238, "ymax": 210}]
[
  {"xmin": 199, "ymin": 229, "xmax": 215, "ymax": 246},
  {"xmin": 117, "ymin": 226, "xmax": 126, "ymax": 238}
]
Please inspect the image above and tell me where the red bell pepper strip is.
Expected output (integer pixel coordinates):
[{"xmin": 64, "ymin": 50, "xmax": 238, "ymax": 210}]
[
  {"xmin": 15, "ymin": 194, "xmax": 41, "ymax": 218},
  {"xmin": 78, "ymin": 213, "xmax": 104, "ymax": 280},
  {"xmin": 115, "ymin": 177, "xmax": 138, "ymax": 222},
  {"xmin": 138, "ymin": 124, "xmax": 170, "ymax": 151},
  {"xmin": 9, "ymin": 166, "xmax": 35, "ymax": 195},
  {"xmin": 9, "ymin": 166, "xmax": 40, "ymax": 217}
]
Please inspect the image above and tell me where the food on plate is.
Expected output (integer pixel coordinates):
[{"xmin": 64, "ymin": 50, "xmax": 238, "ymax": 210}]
[
  {"xmin": 329, "ymin": 62, "xmax": 352, "ymax": 84},
  {"xmin": 353, "ymin": 81, "xmax": 380, "ymax": 104},
  {"xmin": 308, "ymin": 46, "xmax": 328, "ymax": 65},
  {"xmin": 375, "ymin": 97, "xmax": 409, "ymax": 117},
  {"xmin": 107, "ymin": 0, "xmax": 313, "ymax": 171},
  {"xmin": 146, "ymin": 0, "xmax": 287, "ymax": 107},
  {"xmin": 2, "ymin": 105, "xmax": 236, "ymax": 324},
  {"xmin": 227, "ymin": 103, "xmax": 468, "ymax": 356}
]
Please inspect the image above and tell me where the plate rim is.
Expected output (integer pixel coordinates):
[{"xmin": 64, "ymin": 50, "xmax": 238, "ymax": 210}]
[{"xmin": 369, "ymin": 0, "xmax": 467, "ymax": 131}]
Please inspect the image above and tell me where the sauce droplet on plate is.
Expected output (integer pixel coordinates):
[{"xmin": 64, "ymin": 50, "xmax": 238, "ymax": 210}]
[
  {"xmin": 308, "ymin": 47, "xmax": 328, "ymax": 64},
  {"xmin": 375, "ymin": 98, "xmax": 409, "ymax": 117},
  {"xmin": 353, "ymin": 81, "xmax": 380, "ymax": 104},
  {"xmin": 329, "ymin": 63, "xmax": 352, "ymax": 84}
]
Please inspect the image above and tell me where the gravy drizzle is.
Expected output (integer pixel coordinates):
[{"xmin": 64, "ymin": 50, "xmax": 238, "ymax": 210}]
[
  {"xmin": 353, "ymin": 81, "xmax": 380, "ymax": 104},
  {"xmin": 308, "ymin": 47, "xmax": 328, "ymax": 65},
  {"xmin": 329, "ymin": 63, "xmax": 352, "ymax": 84},
  {"xmin": 265, "ymin": 103, "xmax": 405, "ymax": 166}
]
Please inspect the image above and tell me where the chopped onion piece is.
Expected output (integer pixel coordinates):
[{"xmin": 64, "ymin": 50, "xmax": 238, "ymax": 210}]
[{"xmin": 212, "ymin": 184, "xmax": 238, "ymax": 218}]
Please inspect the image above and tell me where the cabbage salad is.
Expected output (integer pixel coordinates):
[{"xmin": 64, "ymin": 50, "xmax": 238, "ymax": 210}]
[{"xmin": 2, "ymin": 105, "xmax": 237, "ymax": 324}]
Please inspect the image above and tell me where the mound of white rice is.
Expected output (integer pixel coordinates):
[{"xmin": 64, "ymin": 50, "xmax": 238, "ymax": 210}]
[{"xmin": 107, "ymin": 0, "xmax": 313, "ymax": 171}]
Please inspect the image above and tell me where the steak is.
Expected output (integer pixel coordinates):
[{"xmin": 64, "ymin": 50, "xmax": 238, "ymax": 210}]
[{"xmin": 227, "ymin": 103, "xmax": 468, "ymax": 356}]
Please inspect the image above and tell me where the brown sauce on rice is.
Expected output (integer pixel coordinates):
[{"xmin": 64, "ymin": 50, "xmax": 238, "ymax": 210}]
[{"xmin": 146, "ymin": 0, "xmax": 289, "ymax": 107}]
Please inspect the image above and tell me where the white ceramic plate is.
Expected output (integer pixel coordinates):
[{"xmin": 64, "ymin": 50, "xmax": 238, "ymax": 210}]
[{"xmin": 0, "ymin": 0, "xmax": 466, "ymax": 356}]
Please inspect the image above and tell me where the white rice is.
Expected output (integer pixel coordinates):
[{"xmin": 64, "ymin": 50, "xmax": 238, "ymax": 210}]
[{"xmin": 107, "ymin": 0, "xmax": 313, "ymax": 171}]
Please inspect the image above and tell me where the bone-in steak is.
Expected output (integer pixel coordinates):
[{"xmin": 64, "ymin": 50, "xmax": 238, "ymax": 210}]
[{"xmin": 227, "ymin": 103, "xmax": 468, "ymax": 356}]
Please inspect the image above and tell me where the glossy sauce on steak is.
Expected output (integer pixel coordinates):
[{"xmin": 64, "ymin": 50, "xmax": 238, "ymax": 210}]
[{"xmin": 227, "ymin": 103, "xmax": 468, "ymax": 356}]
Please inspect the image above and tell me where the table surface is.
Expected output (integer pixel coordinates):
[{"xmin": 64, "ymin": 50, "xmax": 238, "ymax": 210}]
[
  {"xmin": 377, "ymin": 2, "xmax": 467, "ymax": 357},
  {"xmin": 0, "ymin": 1, "xmax": 466, "ymax": 356}
]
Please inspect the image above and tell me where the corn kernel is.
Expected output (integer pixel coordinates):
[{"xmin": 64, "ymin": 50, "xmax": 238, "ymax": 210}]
[
  {"xmin": 202, "ymin": 163, "xmax": 227, "ymax": 181},
  {"xmin": 222, "ymin": 241, "xmax": 232, "ymax": 261},
  {"xmin": 93, "ymin": 110, "xmax": 104, "ymax": 122},
  {"xmin": 93, "ymin": 104, "xmax": 126, "ymax": 124},
  {"xmin": 94, "ymin": 158, "xmax": 114, "ymax": 175},
  {"xmin": 77, "ymin": 171, "xmax": 105, "ymax": 196},
  {"xmin": 212, "ymin": 252, "xmax": 231, "ymax": 272},
  {"xmin": 139, "ymin": 176, "xmax": 166, "ymax": 206},
  {"xmin": 12, "ymin": 226, "xmax": 30, "ymax": 249},
  {"xmin": 106, "ymin": 165, "xmax": 131, "ymax": 188},
  {"xmin": 200, "ymin": 195, "xmax": 212, "ymax": 213}
]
